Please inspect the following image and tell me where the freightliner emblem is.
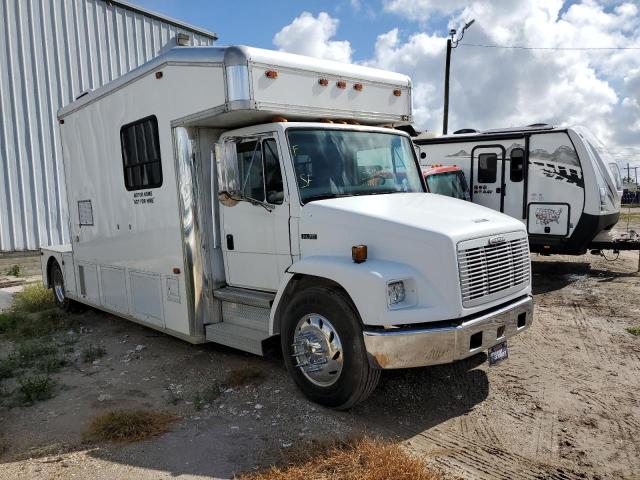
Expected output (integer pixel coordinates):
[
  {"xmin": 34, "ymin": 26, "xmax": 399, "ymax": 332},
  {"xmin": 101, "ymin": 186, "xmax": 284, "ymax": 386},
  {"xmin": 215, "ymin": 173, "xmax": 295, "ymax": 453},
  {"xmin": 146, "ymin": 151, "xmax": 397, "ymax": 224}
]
[{"xmin": 488, "ymin": 236, "xmax": 506, "ymax": 245}]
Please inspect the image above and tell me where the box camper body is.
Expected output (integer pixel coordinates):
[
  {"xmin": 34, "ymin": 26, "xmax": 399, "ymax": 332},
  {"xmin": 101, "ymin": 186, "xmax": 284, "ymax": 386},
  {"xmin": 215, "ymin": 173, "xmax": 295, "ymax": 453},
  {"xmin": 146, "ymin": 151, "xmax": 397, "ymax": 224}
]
[
  {"xmin": 415, "ymin": 125, "xmax": 623, "ymax": 255},
  {"xmin": 41, "ymin": 46, "xmax": 533, "ymax": 408}
]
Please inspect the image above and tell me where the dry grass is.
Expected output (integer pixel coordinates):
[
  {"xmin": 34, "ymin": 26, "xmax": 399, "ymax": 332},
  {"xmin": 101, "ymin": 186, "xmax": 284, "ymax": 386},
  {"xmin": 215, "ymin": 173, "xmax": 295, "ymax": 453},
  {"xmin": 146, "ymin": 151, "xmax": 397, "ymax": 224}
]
[
  {"xmin": 83, "ymin": 409, "xmax": 177, "ymax": 443},
  {"xmin": 224, "ymin": 365, "xmax": 266, "ymax": 388},
  {"xmin": 237, "ymin": 437, "xmax": 442, "ymax": 480},
  {"xmin": 11, "ymin": 284, "xmax": 55, "ymax": 313},
  {"xmin": 627, "ymin": 326, "xmax": 640, "ymax": 336}
]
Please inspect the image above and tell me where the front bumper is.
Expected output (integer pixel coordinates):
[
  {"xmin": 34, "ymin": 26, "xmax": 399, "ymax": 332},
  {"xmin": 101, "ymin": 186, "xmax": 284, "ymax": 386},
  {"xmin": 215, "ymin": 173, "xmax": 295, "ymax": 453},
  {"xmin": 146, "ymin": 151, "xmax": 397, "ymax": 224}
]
[{"xmin": 363, "ymin": 295, "xmax": 533, "ymax": 369}]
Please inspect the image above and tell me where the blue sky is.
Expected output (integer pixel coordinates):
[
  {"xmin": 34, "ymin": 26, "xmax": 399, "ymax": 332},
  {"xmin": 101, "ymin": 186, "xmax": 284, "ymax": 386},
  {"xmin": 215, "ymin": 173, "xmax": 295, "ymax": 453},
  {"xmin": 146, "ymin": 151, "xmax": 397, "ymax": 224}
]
[{"xmin": 132, "ymin": 0, "xmax": 451, "ymax": 60}]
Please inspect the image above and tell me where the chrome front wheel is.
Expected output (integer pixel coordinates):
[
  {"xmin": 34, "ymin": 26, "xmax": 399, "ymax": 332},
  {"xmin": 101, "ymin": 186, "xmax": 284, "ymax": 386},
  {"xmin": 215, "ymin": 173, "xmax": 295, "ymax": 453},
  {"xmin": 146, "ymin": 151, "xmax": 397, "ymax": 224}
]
[{"xmin": 291, "ymin": 314, "xmax": 344, "ymax": 387}]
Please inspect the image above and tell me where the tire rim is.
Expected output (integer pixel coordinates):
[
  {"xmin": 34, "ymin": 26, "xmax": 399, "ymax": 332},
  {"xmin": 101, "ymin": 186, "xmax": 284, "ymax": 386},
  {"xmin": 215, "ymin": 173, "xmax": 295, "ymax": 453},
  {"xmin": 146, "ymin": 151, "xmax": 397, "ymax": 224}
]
[
  {"xmin": 291, "ymin": 314, "xmax": 343, "ymax": 387},
  {"xmin": 52, "ymin": 268, "xmax": 65, "ymax": 303}
]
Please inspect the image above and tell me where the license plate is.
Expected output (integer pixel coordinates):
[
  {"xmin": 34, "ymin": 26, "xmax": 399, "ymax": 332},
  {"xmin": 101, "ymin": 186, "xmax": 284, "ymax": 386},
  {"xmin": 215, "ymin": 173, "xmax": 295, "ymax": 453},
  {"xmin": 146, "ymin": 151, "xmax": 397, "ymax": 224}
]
[{"xmin": 488, "ymin": 341, "xmax": 508, "ymax": 366}]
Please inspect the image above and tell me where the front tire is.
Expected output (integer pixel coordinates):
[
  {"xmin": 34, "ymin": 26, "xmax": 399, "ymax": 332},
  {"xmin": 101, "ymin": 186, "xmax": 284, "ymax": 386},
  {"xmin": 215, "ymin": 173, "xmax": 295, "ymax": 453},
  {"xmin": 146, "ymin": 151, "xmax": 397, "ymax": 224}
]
[{"xmin": 281, "ymin": 286, "xmax": 380, "ymax": 410}]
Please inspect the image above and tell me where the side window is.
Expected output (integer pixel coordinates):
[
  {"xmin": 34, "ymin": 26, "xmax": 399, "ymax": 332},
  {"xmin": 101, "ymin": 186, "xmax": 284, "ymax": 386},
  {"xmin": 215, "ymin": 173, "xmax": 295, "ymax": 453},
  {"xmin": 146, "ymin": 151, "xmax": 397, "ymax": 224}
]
[
  {"xmin": 263, "ymin": 139, "xmax": 284, "ymax": 204},
  {"xmin": 236, "ymin": 139, "xmax": 285, "ymax": 204},
  {"xmin": 510, "ymin": 148, "xmax": 525, "ymax": 182},
  {"xmin": 237, "ymin": 141, "xmax": 264, "ymax": 201},
  {"xmin": 120, "ymin": 116, "xmax": 162, "ymax": 191},
  {"xmin": 477, "ymin": 153, "xmax": 497, "ymax": 183}
]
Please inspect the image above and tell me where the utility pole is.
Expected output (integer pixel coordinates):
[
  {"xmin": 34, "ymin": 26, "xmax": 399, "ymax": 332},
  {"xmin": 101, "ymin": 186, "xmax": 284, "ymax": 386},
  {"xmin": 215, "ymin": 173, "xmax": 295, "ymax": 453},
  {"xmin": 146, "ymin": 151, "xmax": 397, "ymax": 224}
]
[
  {"xmin": 442, "ymin": 20, "xmax": 475, "ymax": 135},
  {"xmin": 443, "ymin": 38, "xmax": 452, "ymax": 135}
]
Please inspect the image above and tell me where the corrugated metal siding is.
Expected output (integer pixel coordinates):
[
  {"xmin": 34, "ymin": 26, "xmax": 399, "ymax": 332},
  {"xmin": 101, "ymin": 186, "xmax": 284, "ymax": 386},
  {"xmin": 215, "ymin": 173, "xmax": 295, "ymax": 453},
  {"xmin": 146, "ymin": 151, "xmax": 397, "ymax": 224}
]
[{"xmin": 0, "ymin": 0, "xmax": 215, "ymax": 251}]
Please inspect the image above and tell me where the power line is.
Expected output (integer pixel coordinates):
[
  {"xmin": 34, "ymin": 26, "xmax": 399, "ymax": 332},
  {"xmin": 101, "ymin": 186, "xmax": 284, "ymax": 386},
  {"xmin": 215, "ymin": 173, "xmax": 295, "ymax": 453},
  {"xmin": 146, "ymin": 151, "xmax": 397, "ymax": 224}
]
[{"xmin": 460, "ymin": 43, "xmax": 640, "ymax": 51}]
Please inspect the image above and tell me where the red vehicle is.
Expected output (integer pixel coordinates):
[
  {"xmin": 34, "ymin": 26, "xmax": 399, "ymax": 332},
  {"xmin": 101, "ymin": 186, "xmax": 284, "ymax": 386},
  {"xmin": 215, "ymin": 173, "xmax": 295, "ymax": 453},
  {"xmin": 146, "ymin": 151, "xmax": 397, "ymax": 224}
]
[{"xmin": 423, "ymin": 165, "xmax": 470, "ymax": 201}]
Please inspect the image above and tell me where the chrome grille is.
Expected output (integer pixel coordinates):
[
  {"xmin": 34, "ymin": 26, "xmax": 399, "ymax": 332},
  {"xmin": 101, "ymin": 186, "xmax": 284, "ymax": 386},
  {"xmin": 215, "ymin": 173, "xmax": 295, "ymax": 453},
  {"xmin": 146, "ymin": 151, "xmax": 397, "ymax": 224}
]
[{"xmin": 457, "ymin": 235, "xmax": 530, "ymax": 307}]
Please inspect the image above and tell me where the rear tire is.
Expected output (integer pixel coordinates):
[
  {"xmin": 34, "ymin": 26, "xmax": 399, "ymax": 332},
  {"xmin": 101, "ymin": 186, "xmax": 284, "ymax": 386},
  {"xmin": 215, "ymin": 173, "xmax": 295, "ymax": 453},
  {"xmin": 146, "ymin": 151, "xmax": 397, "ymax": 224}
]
[
  {"xmin": 50, "ymin": 261, "xmax": 72, "ymax": 312},
  {"xmin": 281, "ymin": 286, "xmax": 380, "ymax": 410}
]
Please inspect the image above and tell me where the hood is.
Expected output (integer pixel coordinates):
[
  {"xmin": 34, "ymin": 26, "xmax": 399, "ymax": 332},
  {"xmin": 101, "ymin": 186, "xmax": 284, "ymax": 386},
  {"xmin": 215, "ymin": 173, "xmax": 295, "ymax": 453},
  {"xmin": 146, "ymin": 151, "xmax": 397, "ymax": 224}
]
[
  {"xmin": 297, "ymin": 192, "xmax": 530, "ymax": 321},
  {"xmin": 301, "ymin": 192, "xmax": 525, "ymax": 245}
]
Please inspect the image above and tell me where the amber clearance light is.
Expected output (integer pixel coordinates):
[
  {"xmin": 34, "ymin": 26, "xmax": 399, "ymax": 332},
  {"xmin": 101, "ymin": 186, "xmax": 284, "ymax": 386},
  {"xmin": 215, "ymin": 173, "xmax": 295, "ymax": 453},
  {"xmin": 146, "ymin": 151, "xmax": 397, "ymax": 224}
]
[
  {"xmin": 336, "ymin": 80, "xmax": 347, "ymax": 89},
  {"xmin": 353, "ymin": 83, "xmax": 363, "ymax": 91},
  {"xmin": 318, "ymin": 78, "xmax": 329, "ymax": 86},
  {"xmin": 265, "ymin": 70, "xmax": 278, "ymax": 79},
  {"xmin": 393, "ymin": 89, "xmax": 402, "ymax": 97},
  {"xmin": 352, "ymin": 245, "xmax": 368, "ymax": 264}
]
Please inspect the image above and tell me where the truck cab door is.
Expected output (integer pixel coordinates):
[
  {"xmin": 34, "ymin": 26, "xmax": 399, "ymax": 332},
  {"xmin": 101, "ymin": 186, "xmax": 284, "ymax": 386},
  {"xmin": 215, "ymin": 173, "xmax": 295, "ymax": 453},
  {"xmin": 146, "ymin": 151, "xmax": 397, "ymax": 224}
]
[
  {"xmin": 471, "ymin": 146, "xmax": 504, "ymax": 212},
  {"xmin": 217, "ymin": 136, "xmax": 292, "ymax": 292}
]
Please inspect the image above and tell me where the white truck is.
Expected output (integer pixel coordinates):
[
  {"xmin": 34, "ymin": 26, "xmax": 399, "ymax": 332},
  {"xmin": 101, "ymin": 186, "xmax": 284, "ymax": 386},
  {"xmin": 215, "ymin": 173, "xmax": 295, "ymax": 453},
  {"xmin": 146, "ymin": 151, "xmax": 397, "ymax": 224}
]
[{"xmin": 41, "ymin": 46, "xmax": 533, "ymax": 409}]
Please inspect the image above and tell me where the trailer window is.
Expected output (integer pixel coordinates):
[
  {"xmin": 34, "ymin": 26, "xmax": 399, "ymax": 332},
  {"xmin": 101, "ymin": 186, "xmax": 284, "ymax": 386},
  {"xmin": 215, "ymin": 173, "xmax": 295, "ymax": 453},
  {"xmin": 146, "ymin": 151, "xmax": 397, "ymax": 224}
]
[
  {"xmin": 120, "ymin": 116, "xmax": 162, "ymax": 191},
  {"xmin": 510, "ymin": 148, "xmax": 524, "ymax": 182},
  {"xmin": 477, "ymin": 153, "xmax": 497, "ymax": 183}
]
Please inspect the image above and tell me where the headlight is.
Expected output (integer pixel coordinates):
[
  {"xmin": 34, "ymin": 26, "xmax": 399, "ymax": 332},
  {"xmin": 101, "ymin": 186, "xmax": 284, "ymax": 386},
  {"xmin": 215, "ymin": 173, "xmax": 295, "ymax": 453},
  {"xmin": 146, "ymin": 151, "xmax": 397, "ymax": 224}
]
[{"xmin": 387, "ymin": 281, "xmax": 406, "ymax": 305}]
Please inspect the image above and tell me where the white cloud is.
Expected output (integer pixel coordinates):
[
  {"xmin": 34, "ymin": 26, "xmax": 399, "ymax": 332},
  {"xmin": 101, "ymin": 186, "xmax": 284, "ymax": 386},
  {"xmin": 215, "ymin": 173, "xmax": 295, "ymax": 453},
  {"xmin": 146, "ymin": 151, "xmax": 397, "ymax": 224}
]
[
  {"xmin": 383, "ymin": 0, "xmax": 469, "ymax": 22},
  {"xmin": 273, "ymin": 12, "xmax": 353, "ymax": 63},
  {"xmin": 371, "ymin": 0, "xmax": 640, "ymax": 162},
  {"xmin": 274, "ymin": 2, "xmax": 639, "ymax": 164}
]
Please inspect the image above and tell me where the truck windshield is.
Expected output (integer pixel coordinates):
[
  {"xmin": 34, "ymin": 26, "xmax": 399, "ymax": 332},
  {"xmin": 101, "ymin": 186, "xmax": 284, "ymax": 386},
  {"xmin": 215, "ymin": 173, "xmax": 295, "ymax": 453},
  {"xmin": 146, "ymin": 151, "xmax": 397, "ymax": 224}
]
[
  {"xmin": 287, "ymin": 129, "xmax": 424, "ymax": 203},
  {"xmin": 425, "ymin": 171, "xmax": 470, "ymax": 200}
]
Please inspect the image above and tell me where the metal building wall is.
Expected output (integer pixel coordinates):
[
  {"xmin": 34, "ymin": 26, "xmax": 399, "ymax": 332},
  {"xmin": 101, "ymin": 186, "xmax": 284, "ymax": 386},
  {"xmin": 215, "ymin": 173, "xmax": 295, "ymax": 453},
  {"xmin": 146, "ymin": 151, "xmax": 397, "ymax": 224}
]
[{"xmin": 0, "ymin": 0, "xmax": 215, "ymax": 251}]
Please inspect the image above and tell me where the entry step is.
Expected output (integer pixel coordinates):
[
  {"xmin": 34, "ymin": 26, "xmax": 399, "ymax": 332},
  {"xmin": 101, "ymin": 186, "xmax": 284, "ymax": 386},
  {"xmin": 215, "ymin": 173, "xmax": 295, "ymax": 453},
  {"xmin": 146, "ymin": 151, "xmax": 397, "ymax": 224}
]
[
  {"xmin": 213, "ymin": 286, "xmax": 275, "ymax": 309},
  {"xmin": 205, "ymin": 322, "xmax": 272, "ymax": 356}
]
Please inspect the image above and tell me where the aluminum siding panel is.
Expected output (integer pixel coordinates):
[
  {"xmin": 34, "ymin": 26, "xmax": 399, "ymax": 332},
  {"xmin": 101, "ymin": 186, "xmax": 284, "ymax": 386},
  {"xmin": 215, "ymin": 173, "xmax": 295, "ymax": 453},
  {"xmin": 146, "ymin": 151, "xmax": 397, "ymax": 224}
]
[{"xmin": 0, "ymin": 0, "xmax": 214, "ymax": 251}]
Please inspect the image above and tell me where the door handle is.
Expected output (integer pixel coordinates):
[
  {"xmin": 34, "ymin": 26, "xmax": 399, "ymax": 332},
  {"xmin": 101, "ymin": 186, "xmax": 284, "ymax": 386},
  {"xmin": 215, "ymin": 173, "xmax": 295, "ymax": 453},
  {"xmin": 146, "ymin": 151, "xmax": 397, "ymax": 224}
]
[{"xmin": 226, "ymin": 234, "xmax": 234, "ymax": 251}]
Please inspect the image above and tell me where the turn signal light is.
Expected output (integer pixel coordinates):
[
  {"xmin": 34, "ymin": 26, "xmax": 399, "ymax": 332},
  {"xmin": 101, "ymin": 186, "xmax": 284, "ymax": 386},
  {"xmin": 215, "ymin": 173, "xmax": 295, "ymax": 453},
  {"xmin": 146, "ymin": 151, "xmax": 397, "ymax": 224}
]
[
  {"xmin": 393, "ymin": 89, "xmax": 402, "ymax": 96},
  {"xmin": 318, "ymin": 78, "xmax": 329, "ymax": 86},
  {"xmin": 265, "ymin": 70, "xmax": 278, "ymax": 79},
  {"xmin": 336, "ymin": 80, "xmax": 347, "ymax": 89},
  {"xmin": 353, "ymin": 83, "xmax": 363, "ymax": 91},
  {"xmin": 352, "ymin": 245, "xmax": 368, "ymax": 264}
]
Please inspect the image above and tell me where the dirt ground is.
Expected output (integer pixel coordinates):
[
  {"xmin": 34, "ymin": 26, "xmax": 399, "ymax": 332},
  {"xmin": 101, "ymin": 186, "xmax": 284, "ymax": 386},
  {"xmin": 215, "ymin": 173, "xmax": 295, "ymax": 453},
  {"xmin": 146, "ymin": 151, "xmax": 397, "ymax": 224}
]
[{"xmin": 1, "ymin": 221, "xmax": 640, "ymax": 480}]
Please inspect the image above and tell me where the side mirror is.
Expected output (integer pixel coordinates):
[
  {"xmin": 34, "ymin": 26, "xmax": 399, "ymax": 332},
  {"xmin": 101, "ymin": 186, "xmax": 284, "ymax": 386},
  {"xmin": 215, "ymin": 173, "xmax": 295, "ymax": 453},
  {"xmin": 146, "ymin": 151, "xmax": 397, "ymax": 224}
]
[{"xmin": 215, "ymin": 141, "xmax": 239, "ymax": 205}]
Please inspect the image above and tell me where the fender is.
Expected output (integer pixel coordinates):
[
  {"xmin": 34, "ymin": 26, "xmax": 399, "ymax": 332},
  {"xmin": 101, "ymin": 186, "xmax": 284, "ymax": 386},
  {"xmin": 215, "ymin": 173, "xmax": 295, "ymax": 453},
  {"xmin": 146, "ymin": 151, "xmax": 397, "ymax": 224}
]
[{"xmin": 269, "ymin": 255, "xmax": 427, "ymax": 335}]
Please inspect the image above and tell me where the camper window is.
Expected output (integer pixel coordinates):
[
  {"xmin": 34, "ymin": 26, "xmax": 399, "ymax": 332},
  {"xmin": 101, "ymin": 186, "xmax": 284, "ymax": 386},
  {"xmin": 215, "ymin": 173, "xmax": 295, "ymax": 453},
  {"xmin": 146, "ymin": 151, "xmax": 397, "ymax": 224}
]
[
  {"xmin": 120, "ymin": 116, "xmax": 162, "ymax": 191},
  {"xmin": 478, "ymin": 153, "xmax": 497, "ymax": 183},
  {"xmin": 510, "ymin": 148, "xmax": 524, "ymax": 182}
]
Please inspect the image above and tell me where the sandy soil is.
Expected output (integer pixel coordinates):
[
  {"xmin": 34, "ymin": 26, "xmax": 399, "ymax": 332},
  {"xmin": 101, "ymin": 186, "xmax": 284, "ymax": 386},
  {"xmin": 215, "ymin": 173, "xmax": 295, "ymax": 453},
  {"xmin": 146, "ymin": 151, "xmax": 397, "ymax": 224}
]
[{"xmin": 1, "ymin": 222, "xmax": 639, "ymax": 480}]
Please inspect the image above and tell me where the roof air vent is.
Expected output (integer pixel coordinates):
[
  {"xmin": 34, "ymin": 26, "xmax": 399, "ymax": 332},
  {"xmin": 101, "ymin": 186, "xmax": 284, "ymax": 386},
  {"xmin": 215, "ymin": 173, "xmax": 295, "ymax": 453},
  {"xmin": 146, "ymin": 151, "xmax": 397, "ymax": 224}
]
[{"xmin": 453, "ymin": 128, "xmax": 478, "ymax": 134}]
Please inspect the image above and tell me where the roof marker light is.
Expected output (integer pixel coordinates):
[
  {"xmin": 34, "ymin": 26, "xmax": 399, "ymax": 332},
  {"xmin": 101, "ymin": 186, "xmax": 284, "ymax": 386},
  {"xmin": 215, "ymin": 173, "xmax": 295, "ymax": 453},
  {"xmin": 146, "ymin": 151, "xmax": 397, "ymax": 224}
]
[
  {"xmin": 336, "ymin": 80, "xmax": 347, "ymax": 89},
  {"xmin": 318, "ymin": 78, "xmax": 329, "ymax": 86},
  {"xmin": 265, "ymin": 70, "xmax": 278, "ymax": 79},
  {"xmin": 393, "ymin": 89, "xmax": 402, "ymax": 97},
  {"xmin": 353, "ymin": 83, "xmax": 363, "ymax": 91}
]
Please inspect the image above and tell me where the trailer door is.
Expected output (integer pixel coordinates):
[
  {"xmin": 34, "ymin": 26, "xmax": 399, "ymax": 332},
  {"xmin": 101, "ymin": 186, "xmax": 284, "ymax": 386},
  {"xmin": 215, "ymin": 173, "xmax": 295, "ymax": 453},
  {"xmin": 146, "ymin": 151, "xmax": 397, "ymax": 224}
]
[
  {"xmin": 503, "ymin": 146, "xmax": 526, "ymax": 220},
  {"xmin": 471, "ymin": 146, "xmax": 504, "ymax": 212}
]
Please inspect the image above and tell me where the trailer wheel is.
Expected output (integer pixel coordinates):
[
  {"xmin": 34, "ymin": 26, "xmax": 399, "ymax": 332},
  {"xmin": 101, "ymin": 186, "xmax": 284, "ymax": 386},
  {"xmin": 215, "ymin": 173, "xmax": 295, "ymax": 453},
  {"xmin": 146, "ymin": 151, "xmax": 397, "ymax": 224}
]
[
  {"xmin": 50, "ymin": 261, "xmax": 71, "ymax": 311},
  {"xmin": 281, "ymin": 286, "xmax": 380, "ymax": 410}
]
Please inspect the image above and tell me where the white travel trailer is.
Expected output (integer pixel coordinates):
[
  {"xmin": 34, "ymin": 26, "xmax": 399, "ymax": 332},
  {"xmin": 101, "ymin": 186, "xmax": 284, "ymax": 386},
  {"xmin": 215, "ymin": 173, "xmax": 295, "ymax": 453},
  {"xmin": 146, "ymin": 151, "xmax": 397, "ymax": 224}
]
[
  {"xmin": 41, "ymin": 46, "xmax": 533, "ymax": 409},
  {"xmin": 415, "ymin": 125, "xmax": 624, "ymax": 255}
]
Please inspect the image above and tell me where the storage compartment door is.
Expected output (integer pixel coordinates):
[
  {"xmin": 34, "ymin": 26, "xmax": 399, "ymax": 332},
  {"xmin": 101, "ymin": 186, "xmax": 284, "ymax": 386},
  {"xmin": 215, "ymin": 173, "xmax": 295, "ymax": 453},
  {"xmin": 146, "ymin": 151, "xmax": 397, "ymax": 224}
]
[
  {"xmin": 100, "ymin": 267, "xmax": 128, "ymax": 313},
  {"xmin": 130, "ymin": 271, "xmax": 165, "ymax": 327},
  {"xmin": 527, "ymin": 203, "xmax": 570, "ymax": 236}
]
